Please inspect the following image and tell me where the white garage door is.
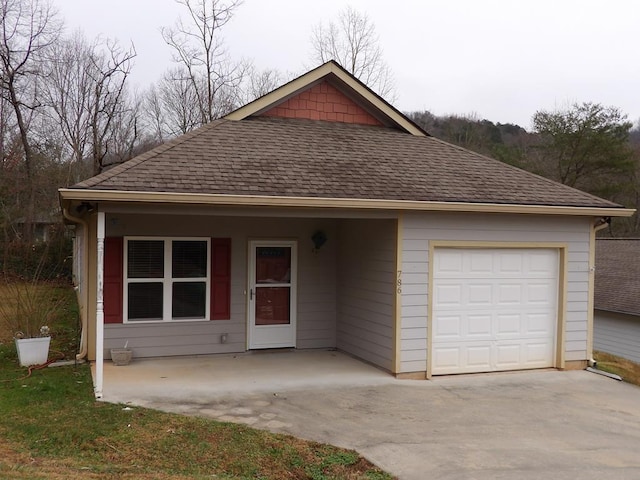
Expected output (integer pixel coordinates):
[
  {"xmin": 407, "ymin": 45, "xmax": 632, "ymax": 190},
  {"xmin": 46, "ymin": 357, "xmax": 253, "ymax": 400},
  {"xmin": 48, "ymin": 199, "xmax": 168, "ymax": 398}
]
[{"xmin": 432, "ymin": 248, "xmax": 559, "ymax": 375}]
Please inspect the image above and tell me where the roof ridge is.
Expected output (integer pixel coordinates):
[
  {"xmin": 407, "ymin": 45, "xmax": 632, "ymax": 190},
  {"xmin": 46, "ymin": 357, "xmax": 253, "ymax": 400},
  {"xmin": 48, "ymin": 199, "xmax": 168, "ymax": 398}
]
[
  {"xmin": 73, "ymin": 119, "xmax": 228, "ymax": 189},
  {"xmin": 425, "ymin": 135, "xmax": 623, "ymax": 208}
]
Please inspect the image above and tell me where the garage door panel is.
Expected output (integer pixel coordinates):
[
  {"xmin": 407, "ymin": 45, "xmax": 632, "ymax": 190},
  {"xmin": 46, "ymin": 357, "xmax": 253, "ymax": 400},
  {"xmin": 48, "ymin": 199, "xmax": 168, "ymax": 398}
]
[
  {"xmin": 495, "ymin": 343, "xmax": 522, "ymax": 368},
  {"xmin": 434, "ymin": 315, "xmax": 461, "ymax": 338},
  {"xmin": 467, "ymin": 314, "xmax": 492, "ymax": 337},
  {"xmin": 432, "ymin": 248, "xmax": 558, "ymax": 375},
  {"xmin": 434, "ymin": 284, "xmax": 462, "ymax": 306},
  {"xmin": 468, "ymin": 284, "xmax": 493, "ymax": 305},
  {"xmin": 433, "ymin": 346, "xmax": 462, "ymax": 370},
  {"xmin": 496, "ymin": 313, "xmax": 522, "ymax": 336},
  {"xmin": 498, "ymin": 283, "xmax": 523, "ymax": 304},
  {"xmin": 433, "ymin": 344, "xmax": 492, "ymax": 374},
  {"xmin": 469, "ymin": 252, "xmax": 493, "ymax": 272},
  {"xmin": 527, "ymin": 283, "xmax": 555, "ymax": 304},
  {"xmin": 436, "ymin": 251, "xmax": 464, "ymax": 273},
  {"xmin": 466, "ymin": 345, "xmax": 492, "ymax": 368},
  {"xmin": 527, "ymin": 253, "xmax": 557, "ymax": 274},
  {"xmin": 525, "ymin": 342, "xmax": 555, "ymax": 365},
  {"xmin": 498, "ymin": 253, "xmax": 524, "ymax": 273},
  {"xmin": 526, "ymin": 313, "xmax": 555, "ymax": 335}
]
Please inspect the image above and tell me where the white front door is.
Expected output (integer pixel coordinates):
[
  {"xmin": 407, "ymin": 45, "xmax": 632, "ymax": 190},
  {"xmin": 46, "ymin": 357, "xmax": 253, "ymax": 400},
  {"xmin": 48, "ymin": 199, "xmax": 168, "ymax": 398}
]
[{"xmin": 248, "ymin": 240, "xmax": 297, "ymax": 349}]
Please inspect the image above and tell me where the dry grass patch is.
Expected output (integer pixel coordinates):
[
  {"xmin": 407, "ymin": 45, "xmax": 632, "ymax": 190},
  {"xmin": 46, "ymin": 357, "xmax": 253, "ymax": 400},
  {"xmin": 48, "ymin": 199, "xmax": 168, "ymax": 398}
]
[
  {"xmin": 0, "ymin": 281, "xmax": 78, "ymax": 358},
  {"xmin": 594, "ymin": 350, "xmax": 640, "ymax": 387},
  {"xmin": 0, "ymin": 281, "xmax": 71, "ymax": 342}
]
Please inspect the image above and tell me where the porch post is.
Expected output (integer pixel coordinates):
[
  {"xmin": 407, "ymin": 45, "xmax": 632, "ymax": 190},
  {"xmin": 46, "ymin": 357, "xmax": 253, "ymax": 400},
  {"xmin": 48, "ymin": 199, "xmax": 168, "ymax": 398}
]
[{"xmin": 95, "ymin": 211, "xmax": 105, "ymax": 398}]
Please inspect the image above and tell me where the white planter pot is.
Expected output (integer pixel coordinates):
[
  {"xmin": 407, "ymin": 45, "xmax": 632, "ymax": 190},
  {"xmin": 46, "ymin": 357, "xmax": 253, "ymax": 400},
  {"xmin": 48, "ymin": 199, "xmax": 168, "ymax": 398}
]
[{"xmin": 15, "ymin": 337, "xmax": 51, "ymax": 367}]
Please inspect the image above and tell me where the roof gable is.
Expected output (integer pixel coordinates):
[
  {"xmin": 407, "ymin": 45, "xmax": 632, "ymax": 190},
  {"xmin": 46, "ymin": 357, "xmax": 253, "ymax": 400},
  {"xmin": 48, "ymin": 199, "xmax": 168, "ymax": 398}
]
[
  {"xmin": 225, "ymin": 61, "xmax": 427, "ymax": 136},
  {"xmin": 259, "ymin": 79, "xmax": 383, "ymax": 126}
]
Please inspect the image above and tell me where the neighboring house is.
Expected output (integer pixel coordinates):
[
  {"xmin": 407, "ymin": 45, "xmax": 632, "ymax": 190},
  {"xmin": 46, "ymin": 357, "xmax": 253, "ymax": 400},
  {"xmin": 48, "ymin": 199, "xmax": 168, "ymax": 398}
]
[
  {"xmin": 58, "ymin": 61, "xmax": 634, "ymax": 397},
  {"xmin": 13, "ymin": 213, "xmax": 60, "ymax": 242},
  {"xmin": 594, "ymin": 239, "xmax": 640, "ymax": 364}
]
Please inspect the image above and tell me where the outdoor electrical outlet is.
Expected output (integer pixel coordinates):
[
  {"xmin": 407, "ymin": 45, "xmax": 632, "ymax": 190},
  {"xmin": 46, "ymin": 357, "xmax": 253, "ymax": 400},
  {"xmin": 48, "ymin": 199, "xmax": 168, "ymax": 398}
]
[{"xmin": 220, "ymin": 334, "xmax": 228, "ymax": 344}]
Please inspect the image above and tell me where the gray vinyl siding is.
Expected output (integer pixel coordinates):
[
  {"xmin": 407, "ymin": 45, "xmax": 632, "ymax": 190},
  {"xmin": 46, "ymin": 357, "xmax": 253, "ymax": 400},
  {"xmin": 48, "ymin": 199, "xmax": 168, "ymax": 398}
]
[
  {"xmin": 594, "ymin": 310, "xmax": 640, "ymax": 364},
  {"xmin": 399, "ymin": 212, "xmax": 592, "ymax": 373},
  {"xmin": 336, "ymin": 219, "xmax": 396, "ymax": 371},
  {"xmin": 103, "ymin": 214, "xmax": 337, "ymax": 359}
]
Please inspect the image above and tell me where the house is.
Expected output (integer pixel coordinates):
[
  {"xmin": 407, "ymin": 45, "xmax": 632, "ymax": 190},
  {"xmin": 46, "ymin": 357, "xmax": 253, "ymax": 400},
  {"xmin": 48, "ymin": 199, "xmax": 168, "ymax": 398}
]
[
  {"xmin": 58, "ymin": 61, "xmax": 634, "ymax": 398},
  {"xmin": 13, "ymin": 212, "xmax": 60, "ymax": 243},
  {"xmin": 594, "ymin": 239, "xmax": 640, "ymax": 364}
]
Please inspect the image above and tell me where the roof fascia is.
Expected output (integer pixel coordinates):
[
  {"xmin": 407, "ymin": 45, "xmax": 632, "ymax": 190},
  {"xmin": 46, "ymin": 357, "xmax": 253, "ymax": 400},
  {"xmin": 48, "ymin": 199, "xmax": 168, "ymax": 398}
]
[
  {"xmin": 59, "ymin": 189, "xmax": 636, "ymax": 218},
  {"xmin": 224, "ymin": 62, "xmax": 427, "ymax": 137}
]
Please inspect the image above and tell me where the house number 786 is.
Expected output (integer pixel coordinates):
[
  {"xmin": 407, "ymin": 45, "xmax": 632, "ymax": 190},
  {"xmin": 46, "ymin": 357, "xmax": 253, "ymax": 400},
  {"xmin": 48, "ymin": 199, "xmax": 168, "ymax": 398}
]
[{"xmin": 397, "ymin": 270, "xmax": 402, "ymax": 294}]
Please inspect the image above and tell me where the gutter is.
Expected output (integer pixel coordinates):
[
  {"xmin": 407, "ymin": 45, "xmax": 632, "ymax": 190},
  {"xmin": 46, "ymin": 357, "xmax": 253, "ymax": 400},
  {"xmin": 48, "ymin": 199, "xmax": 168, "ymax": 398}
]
[
  {"xmin": 62, "ymin": 207, "xmax": 89, "ymax": 361},
  {"xmin": 58, "ymin": 188, "xmax": 636, "ymax": 218},
  {"xmin": 587, "ymin": 217, "xmax": 611, "ymax": 368}
]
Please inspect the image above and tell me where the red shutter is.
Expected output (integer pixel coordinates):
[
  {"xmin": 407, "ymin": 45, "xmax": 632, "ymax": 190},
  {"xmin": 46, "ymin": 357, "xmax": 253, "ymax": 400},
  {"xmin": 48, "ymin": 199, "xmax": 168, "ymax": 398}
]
[
  {"xmin": 211, "ymin": 238, "xmax": 231, "ymax": 320},
  {"xmin": 104, "ymin": 237, "xmax": 124, "ymax": 324}
]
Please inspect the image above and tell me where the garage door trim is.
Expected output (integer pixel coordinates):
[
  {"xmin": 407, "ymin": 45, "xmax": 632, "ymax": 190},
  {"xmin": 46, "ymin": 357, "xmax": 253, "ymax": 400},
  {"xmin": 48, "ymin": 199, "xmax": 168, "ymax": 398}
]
[{"xmin": 427, "ymin": 241, "xmax": 567, "ymax": 378}]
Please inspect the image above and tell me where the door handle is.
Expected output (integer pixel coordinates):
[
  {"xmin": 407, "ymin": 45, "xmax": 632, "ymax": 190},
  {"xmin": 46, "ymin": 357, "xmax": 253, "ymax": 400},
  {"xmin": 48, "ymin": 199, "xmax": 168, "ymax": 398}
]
[{"xmin": 250, "ymin": 288, "xmax": 253, "ymax": 300}]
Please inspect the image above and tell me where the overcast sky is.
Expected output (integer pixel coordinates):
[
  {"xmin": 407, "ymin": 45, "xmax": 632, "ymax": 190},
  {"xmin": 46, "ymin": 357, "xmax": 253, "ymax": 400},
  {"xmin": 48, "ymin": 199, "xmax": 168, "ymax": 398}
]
[{"xmin": 55, "ymin": 0, "xmax": 640, "ymax": 130}]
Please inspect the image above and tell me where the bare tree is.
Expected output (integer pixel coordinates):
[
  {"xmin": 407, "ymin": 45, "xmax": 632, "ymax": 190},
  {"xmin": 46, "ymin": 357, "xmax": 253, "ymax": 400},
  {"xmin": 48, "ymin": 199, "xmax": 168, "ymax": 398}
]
[
  {"xmin": 0, "ymin": 0, "xmax": 62, "ymax": 240},
  {"xmin": 44, "ymin": 31, "xmax": 138, "ymax": 175},
  {"xmin": 239, "ymin": 66, "xmax": 284, "ymax": 104},
  {"xmin": 88, "ymin": 39, "xmax": 137, "ymax": 174},
  {"xmin": 144, "ymin": 67, "xmax": 202, "ymax": 140},
  {"xmin": 311, "ymin": 6, "xmax": 395, "ymax": 100},
  {"xmin": 44, "ymin": 31, "xmax": 93, "ymax": 179},
  {"xmin": 161, "ymin": 0, "xmax": 246, "ymax": 126}
]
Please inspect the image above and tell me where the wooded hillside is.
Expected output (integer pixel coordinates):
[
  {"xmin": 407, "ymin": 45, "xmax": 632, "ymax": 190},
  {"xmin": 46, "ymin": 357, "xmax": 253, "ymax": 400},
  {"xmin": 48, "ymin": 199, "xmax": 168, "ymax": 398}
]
[{"xmin": 408, "ymin": 105, "xmax": 640, "ymax": 236}]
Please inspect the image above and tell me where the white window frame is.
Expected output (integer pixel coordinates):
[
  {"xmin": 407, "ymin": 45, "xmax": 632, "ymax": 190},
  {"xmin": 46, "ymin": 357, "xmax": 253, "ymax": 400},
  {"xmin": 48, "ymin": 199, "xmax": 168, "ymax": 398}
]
[{"xmin": 123, "ymin": 236, "xmax": 211, "ymax": 323}]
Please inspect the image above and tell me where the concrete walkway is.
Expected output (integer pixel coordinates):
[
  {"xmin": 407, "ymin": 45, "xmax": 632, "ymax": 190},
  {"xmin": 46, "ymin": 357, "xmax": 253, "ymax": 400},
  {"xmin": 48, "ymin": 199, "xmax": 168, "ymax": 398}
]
[{"xmin": 98, "ymin": 351, "xmax": 640, "ymax": 480}]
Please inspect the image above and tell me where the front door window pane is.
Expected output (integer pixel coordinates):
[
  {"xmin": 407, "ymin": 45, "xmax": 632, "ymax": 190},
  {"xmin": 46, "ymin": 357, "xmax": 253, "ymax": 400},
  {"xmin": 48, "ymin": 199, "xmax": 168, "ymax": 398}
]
[
  {"xmin": 256, "ymin": 247, "xmax": 291, "ymax": 284},
  {"xmin": 255, "ymin": 287, "xmax": 290, "ymax": 325}
]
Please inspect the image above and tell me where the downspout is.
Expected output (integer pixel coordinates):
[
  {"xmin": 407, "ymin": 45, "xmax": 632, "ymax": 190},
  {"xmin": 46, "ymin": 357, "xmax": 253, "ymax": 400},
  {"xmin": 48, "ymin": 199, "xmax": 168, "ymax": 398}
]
[
  {"xmin": 62, "ymin": 207, "xmax": 89, "ymax": 361},
  {"xmin": 587, "ymin": 216, "xmax": 610, "ymax": 367}
]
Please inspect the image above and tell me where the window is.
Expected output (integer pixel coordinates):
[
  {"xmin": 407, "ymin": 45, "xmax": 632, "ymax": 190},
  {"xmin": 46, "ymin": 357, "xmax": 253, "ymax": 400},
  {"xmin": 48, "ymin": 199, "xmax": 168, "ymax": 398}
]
[{"xmin": 124, "ymin": 238, "xmax": 210, "ymax": 322}]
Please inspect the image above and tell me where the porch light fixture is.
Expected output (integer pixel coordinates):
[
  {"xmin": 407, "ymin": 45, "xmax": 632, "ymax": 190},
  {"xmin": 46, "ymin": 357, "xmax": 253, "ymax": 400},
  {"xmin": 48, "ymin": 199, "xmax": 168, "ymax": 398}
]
[
  {"xmin": 311, "ymin": 230, "xmax": 327, "ymax": 251},
  {"xmin": 75, "ymin": 202, "xmax": 95, "ymax": 215}
]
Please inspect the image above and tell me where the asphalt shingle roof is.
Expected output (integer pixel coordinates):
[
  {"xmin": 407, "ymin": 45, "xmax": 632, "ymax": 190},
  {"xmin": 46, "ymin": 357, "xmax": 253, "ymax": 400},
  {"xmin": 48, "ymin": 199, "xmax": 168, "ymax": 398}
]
[
  {"xmin": 595, "ymin": 239, "xmax": 640, "ymax": 315},
  {"xmin": 73, "ymin": 116, "xmax": 620, "ymax": 209}
]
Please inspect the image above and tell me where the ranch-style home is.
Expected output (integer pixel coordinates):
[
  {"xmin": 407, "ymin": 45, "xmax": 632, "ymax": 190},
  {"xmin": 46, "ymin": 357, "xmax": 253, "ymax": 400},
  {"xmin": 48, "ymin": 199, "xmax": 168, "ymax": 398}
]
[{"xmin": 58, "ymin": 61, "xmax": 634, "ymax": 398}]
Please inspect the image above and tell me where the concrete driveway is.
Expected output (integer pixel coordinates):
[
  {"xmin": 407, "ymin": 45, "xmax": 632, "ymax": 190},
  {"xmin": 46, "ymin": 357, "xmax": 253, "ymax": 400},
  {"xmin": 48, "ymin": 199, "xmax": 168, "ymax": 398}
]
[{"xmin": 100, "ymin": 351, "xmax": 640, "ymax": 479}]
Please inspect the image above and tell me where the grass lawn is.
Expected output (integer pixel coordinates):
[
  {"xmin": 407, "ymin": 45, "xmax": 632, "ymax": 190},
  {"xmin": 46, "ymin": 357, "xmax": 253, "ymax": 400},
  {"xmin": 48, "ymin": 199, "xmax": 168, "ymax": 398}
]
[
  {"xmin": 594, "ymin": 350, "xmax": 640, "ymax": 387},
  {"xmin": 0, "ymin": 283, "xmax": 393, "ymax": 479}
]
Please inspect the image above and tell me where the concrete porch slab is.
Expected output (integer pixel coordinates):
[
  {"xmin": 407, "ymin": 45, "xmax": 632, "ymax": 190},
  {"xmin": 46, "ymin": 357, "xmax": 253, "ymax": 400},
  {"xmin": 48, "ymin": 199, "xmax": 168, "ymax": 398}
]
[{"xmin": 97, "ymin": 349, "xmax": 398, "ymax": 405}]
